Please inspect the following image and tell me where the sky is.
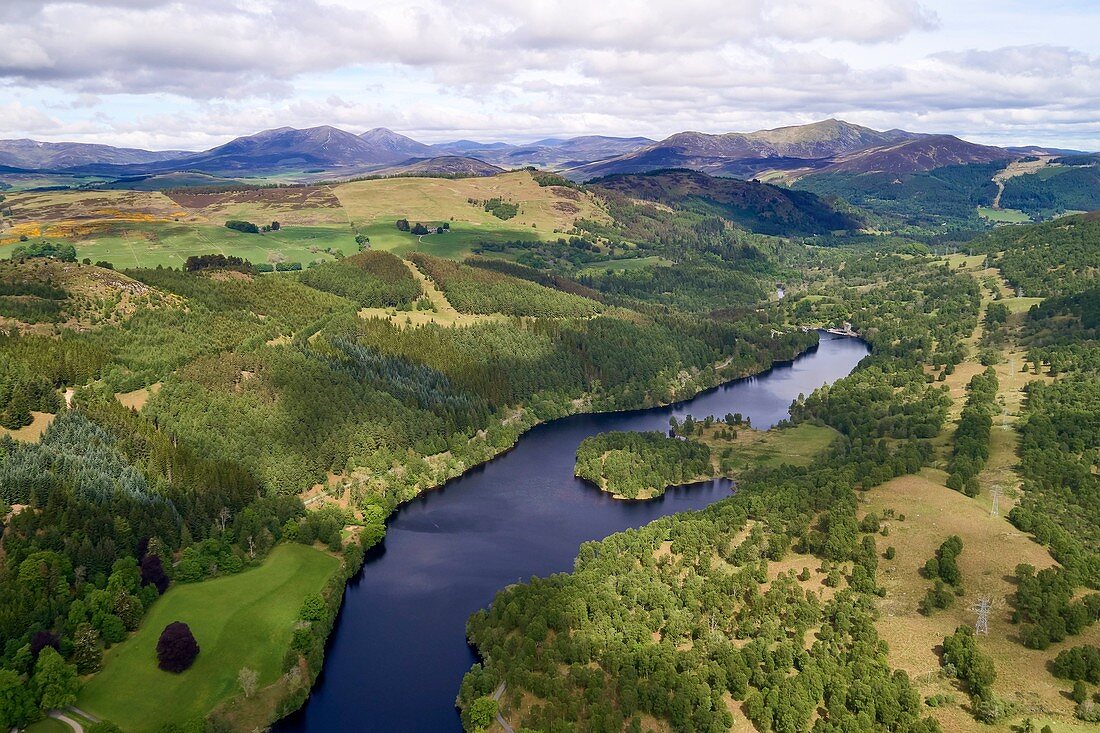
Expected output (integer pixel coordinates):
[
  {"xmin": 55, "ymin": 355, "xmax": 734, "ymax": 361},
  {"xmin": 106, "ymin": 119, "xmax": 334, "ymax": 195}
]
[{"xmin": 1, "ymin": 0, "xmax": 1098, "ymax": 152}]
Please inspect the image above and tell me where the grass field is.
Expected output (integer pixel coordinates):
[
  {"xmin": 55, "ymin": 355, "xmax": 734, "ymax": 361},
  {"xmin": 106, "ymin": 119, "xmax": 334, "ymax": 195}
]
[
  {"xmin": 66, "ymin": 223, "xmax": 358, "ymax": 269},
  {"xmin": 684, "ymin": 421, "xmax": 840, "ymax": 477},
  {"xmin": 866, "ymin": 471, "xmax": 1095, "ymax": 733},
  {"xmin": 333, "ymin": 171, "xmax": 607, "ymax": 236},
  {"xmin": 25, "ymin": 718, "xmax": 71, "ymax": 733},
  {"xmin": 0, "ymin": 171, "xmax": 606, "ymax": 267},
  {"xmin": 358, "ymin": 220, "xmax": 538, "ymax": 259},
  {"xmin": 577, "ymin": 255, "xmax": 674, "ymax": 273},
  {"xmin": 977, "ymin": 206, "xmax": 1031, "ymax": 223},
  {"xmin": 698, "ymin": 421, "xmax": 839, "ymax": 472},
  {"xmin": 998, "ymin": 295, "xmax": 1044, "ymax": 314},
  {"xmin": 78, "ymin": 544, "xmax": 339, "ymax": 733},
  {"xmin": 0, "ymin": 411, "xmax": 55, "ymax": 442}
]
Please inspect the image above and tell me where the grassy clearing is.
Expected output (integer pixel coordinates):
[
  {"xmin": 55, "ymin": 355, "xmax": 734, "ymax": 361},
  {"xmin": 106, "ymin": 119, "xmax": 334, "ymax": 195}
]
[
  {"xmin": 358, "ymin": 219, "xmax": 537, "ymax": 259},
  {"xmin": 978, "ymin": 206, "xmax": 1031, "ymax": 224},
  {"xmin": 865, "ymin": 472, "xmax": 1093, "ymax": 733},
  {"xmin": 78, "ymin": 544, "xmax": 339, "ymax": 733},
  {"xmin": 116, "ymin": 382, "xmax": 161, "ymax": 412},
  {"xmin": 358, "ymin": 258, "xmax": 505, "ymax": 328},
  {"xmin": 999, "ymin": 296, "xmax": 1044, "ymax": 314},
  {"xmin": 0, "ymin": 411, "xmax": 55, "ymax": 442},
  {"xmin": 697, "ymin": 421, "xmax": 840, "ymax": 472},
  {"xmin": 576, "ymin": 255, "xmax": 674, "ymax": 273},
  {"xmin": 63, "ymin": 223, "xmax": 357, "ymax": 269}
]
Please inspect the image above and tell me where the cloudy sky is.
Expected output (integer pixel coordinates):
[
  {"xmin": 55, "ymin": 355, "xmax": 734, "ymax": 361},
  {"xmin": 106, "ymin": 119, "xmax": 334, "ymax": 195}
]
[{"xmin": 1, "ymin": 0, "xmax": 1098, "ymax": 151}]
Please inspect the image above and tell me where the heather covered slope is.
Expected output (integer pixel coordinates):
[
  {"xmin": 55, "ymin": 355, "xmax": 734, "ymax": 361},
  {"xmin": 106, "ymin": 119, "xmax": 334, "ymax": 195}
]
[{"xmin": 591, "ymin": 168, "xmax": 862, "ymax": 235}]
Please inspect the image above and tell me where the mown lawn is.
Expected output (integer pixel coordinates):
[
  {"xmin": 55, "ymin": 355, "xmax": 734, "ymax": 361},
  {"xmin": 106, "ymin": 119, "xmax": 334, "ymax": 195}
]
[{"xmin": 78, "ymin": 543, "xmax": 339, "ymax": 733}]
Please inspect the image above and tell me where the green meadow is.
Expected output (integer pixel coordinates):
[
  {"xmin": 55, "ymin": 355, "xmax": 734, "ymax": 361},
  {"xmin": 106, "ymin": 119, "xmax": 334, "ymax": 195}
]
[
  {"xmin": 976, "ymin": 206, "xmax": 1031, "ymax": 223},
  {"xmin": 78, "ymin": 544, "xmax": 339, "ymax": 733},
  {"xmin": 55, "ymin": 223, "xmax": 358, "ymax": 269}
]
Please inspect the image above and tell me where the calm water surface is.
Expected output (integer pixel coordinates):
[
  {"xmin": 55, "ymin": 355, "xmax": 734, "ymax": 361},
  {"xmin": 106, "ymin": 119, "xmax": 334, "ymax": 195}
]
[{"xmin": 276, "ymin": 334, "xmax": 869, "ymax": 732}]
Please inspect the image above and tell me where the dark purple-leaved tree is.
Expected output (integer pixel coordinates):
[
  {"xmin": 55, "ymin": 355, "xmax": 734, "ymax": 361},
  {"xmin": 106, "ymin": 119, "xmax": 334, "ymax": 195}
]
[
  {"xmin": 156, "ymin": 621, "xmax": 199, "ymax": 673},
  {"xmin": 140, "ymin": 554, "xmax": 170, "ymax": 594}
]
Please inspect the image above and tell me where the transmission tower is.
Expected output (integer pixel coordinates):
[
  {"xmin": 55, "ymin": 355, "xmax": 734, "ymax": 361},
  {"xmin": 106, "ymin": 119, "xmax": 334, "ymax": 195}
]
[
  {"xmin": 972, "ymin": 597, "xmax": 992, "ymax": 635},
  {"xmin": 990, "ymin": 488, "xmax": 1002, "ymax": 517}
]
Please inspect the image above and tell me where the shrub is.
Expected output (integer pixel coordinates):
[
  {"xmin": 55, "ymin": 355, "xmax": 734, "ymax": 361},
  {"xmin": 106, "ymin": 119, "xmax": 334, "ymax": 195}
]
[
  {"xmin": 1077, "ymin": 699, "xmax": 1100, "ymax": 723},
  {"xmin": 156, "ymin": 621, "xmax": 200, "ymax": 673}
]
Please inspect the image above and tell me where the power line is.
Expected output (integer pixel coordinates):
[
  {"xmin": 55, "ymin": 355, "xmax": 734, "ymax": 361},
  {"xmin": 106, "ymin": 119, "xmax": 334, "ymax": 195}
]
[{"xmin": 971, "ymin": 597, "xmax": 993, "ymax": 635}]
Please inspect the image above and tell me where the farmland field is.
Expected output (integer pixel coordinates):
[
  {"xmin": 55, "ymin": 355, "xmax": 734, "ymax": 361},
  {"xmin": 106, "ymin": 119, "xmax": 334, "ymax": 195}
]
[
  {"xmin": 77, "ymin": 544, "xmax": 340, "ymax": 733},
  {"xmin": 0, "ymin": 171, "xmax": 608, "ymax": 268},
  {"xmin": 71, "ymin": 223, "xmax": 357, "ymax": 269}
]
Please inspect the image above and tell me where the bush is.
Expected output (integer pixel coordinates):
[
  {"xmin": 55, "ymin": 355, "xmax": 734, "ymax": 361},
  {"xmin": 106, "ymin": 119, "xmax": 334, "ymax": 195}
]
[
  {"xmin": 1077, "ymin": 699, "xmax": 1100, "ymax": 723},
  {"xmin": 156, "ymin": 621, "xmax": 200, "ymax": 673}
]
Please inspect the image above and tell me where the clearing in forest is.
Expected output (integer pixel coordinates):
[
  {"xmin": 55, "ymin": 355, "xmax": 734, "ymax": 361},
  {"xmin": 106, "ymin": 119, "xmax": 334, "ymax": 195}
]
[
  {"xmin": 77, "ymin": 544, "xmax": 339, "ymax": 733},
  {"xmin": 357, "ymin": 258, "xmax": 505, "ymax": 328}
]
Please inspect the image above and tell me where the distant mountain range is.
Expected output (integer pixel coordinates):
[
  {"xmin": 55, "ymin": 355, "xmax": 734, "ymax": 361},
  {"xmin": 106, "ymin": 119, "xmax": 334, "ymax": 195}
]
[
  {"xmin": 0, "ymin": 119, "xmax": 1091, "ymax": 183},
  {"xmin": 0, "ymin": 139, "xmax": 188, "ymax": 169}
]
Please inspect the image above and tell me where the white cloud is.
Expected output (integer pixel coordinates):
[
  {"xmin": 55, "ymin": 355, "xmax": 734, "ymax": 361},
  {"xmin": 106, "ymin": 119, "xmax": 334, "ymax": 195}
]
[
  {"xmin": 0, "ymin": 102, "xmax": 61, "ymax": 132},
  {"xmin": 0, "ymin": 0, "xmax": 1096, "ymax": 149}
]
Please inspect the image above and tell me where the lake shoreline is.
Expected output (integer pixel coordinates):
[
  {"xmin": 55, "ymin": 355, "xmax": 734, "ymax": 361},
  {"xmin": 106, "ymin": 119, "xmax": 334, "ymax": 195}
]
[{"xmin": 273, "ymin": 331, "xmax": 867, "ymax": 732}]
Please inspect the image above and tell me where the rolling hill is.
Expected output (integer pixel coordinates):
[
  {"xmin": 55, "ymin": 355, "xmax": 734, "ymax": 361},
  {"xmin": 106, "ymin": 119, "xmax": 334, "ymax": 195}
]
[
  {"xmin": 820, "ymin": 134, "xmax": 1015, "ymax": 175},
  {"xmin": 0, "ymin": 139, "xmax": 188, "ymax": 169},
  {"xmin": 432, "ymin": 135, "xmax": 654, "ymax": 168},
  {"xmin": 571, "ymin": 119, "xmax": 923, "ymax": 180},
  {"xmin": 371, "ymin": 156, "xmax": 504, "ymax": 177},
  {"xmin": 591, "ymin": 169, "xmax": 862, "ymax": 235}
]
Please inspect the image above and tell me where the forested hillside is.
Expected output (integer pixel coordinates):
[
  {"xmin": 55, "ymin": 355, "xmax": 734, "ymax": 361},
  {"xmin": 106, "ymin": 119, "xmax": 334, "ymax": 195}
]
[
  {"xmin": 459, "ymin": 253, "xmax": 980, "ymax": 732},
  {"xmin": 976, "ymin": 212, "xmax": 1100, "ymax": 297},
  {"xmin": 2, "ymin": 147, "xmax": 1095, "ymax": 731},
  {"xmin": 0, "ymin": 195, "xmax": 819, "ymax": 731},
  {"xmin": 591, "ymin": 169, "xmax": 862, "ymax": 236}
]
